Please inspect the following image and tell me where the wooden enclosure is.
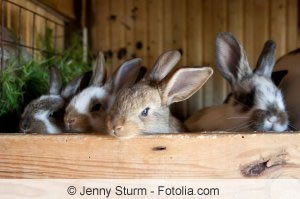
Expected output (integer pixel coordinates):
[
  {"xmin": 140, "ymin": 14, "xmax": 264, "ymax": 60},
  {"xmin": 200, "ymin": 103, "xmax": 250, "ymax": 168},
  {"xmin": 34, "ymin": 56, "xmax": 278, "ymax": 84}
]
[
  {"xmin": 1, "ymin": 133, "xmax": 300, "ymax": 178},
  {"xmin": 0, "ymin": 0, "xmax": 300, "ymax": 181},
  {"xmin": 0, "ymin": 0, "xmax": 74, "ymax": 55},
  {"xmin": 89, "ymin": 0, "xmax": 299, "ymax": 118}
]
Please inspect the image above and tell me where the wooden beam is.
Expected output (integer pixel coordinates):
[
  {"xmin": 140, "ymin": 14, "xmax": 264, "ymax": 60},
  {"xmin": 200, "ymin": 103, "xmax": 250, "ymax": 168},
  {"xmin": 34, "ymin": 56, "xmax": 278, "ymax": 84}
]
[{"xmin": 0, "ymin": 133, "xmax": 300, "ymax": 178}]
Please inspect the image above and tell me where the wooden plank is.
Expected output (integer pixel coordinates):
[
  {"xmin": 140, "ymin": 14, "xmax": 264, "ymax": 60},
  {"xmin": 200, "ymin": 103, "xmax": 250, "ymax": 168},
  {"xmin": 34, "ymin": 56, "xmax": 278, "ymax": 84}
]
[
  {"xmin": 243, "ymin": 0, "xmax": 254, "ymax": 66},
  {"xmin": 147, "ymin": 0, "xmax": 163, "ymax": 67},
  {"xmin": 110, "ymin": 0, "xmax": 126, "ymax": 73},
  {"xmin": 36, "ymin": 0, "xmax": 75, "ymax": 19},
  {"xmin": 253, "ymin": 0, "xmax": 269, "ymax": 63},
  {"xmin": 228, "ymin": 0, "xmax": 243, "ymax": 42},
  {"xmin": 186, "ymin": 0, "xmax": 204, "ymax": 116},
  {"xmin": 212, "ymin": 0, "xmax": 228, "ymax": 105},
  {"xmin": 270, "ymin": 0, "xmax": 287, "ymax": 58},
  {"xmin": 162, "ymin": 0, "xmax": 173, "ymax": 51},
  {"xmin": 286, "ymin": 0, "xmax": 298, "ymax": 51},
  {"xmin": 134, "ymin": 0, "xmax": 148, "ymax": 67},
  {"xmin": 0, "ymin": 133, "xmax": 300, "ymax": 178},
  {"xmin": 171, "ymin": 0, "xmax": 188, "ymax": 120},
  {"xmin": 202, "ymin": 0, "xmax": 214, "ymax": 107},
  {"xmin": 91, "ymin": 0, "xmax": 111, "ymax": 73},
  {"xmin": 124, "ymin": 0, "xmax": 135, "ymax": 60}
]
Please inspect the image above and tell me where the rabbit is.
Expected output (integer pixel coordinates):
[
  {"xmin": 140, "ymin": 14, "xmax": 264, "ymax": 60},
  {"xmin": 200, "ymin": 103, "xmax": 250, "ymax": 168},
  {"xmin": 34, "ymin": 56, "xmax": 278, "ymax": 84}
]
[
  {"xmin": 272, "ymin": 48, "xmax": 300, "ymax": 131},
  {"xmin": 106, "ymin": 50, "xmax": 213, "ymax": 137},
  {"xmin": 185, "ymin": 32, "xmax": 289, "ymax": 132},
  {"xmin": 64, "ymin": 52, "xmax": 142, "ymax": 133},
  {"xmin": 19, "ymin": 67, "xmax": 90, "ymax": 134}
]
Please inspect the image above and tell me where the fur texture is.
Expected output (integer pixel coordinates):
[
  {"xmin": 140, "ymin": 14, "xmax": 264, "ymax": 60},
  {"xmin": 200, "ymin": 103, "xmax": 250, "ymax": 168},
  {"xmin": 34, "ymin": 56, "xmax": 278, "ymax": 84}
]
[
  {"xmin": 274, "ymin": 49, "xmax": 300, "ymax": 131},
  {"xmin": 106, "ymin": 50, "xmax": 213, "ymax": 137},
  {"xmin": 20, "ymin": 68, "xmax": 88, "ymax": 133},
  {"xmin": 64, "ymin": 52, "xmax": 142, "ymax": 133},
  {"xmin": 185, "ymin": 33, "xmax": 288, "ymax": 132}
]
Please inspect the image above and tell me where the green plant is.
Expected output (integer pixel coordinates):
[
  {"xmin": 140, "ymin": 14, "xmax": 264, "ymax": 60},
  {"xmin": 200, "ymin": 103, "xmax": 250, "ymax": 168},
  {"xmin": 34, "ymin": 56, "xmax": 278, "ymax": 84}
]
[{"xmin": 0, "ymin": 29, "xmax": 93, "ymax": 118}]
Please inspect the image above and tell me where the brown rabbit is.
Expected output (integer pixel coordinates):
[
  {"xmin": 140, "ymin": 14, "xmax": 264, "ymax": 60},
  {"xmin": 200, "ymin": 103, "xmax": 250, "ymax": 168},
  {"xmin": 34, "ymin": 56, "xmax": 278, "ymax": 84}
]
[
  {"xmin": 106, "ymin": 50, "xmax": 213, "ymax": 137},
  {"xmin": 64, "ymin": 52, "xmax": 142, "ymax": 133}
]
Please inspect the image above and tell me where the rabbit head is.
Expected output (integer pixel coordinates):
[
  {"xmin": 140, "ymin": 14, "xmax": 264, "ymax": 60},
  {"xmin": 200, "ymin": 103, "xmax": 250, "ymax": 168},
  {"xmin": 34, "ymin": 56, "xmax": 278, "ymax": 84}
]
[
  {"xmin": 64, "ymin": 52, "xmax": 142, "ymax": 133},
  {"xmin": 20, "ymin": 67, "xmax": 87, "ymax": 134},
  {"xmin": 186, "ymin": 33, "xmax": 288, "ymax": 132},
  {"xmin": 106, "ymin": 50, "xmax": 213, "ymax": 137}
]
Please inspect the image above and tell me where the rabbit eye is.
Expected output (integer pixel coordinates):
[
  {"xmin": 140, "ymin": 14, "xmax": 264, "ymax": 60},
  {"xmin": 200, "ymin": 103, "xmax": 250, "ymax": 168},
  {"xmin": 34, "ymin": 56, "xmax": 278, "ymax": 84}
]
[
  {"xmin": 91, "ymin": 103, "xmax": 102, "ymax": 112},
  {"xmin": 141, "ymin": 107, "xmax": 150, "ymax": 117},
  {"xmin": 50, "ymin": 109, "xmax": 65, "ymax": 119}
]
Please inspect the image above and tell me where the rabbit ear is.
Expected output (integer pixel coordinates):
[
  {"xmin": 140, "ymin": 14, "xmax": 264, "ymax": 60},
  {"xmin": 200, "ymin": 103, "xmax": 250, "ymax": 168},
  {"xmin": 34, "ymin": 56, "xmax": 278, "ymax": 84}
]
[
  {"xmin": 48, "ymin": 67, "xmax": 62, "ymax": 95},
  {"xmin": 160, "ymin": 67, "xmax": 213, "ymax": 105},
  {"xmin": 106, "ymin": 58, "xmax": 142, "ymax": 94},
  {"xmin": 61, "ymin": 71, "xmax": 92, "ymax": 100},
  {"xmin": 90, "ymin": 52, "xmax": 106, "ymax": 86},
  {"xmin": 149, "ymin": 50, "xmax": 181, "ymax": 83},
  {"xmin": 216, "ymin": 32, "xmax": 252, "ymax": 85},
  {"xmin": 254, "ymin": 40, "xmax": 276, "ymax": 78}
]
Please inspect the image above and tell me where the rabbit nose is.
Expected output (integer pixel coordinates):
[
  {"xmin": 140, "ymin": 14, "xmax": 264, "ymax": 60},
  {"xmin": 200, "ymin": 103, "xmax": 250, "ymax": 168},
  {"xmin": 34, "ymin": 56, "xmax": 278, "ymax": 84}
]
[
  {"xmin": 112, "ymin": 126, "xmax": 124, "ymax": 136},
  {"xmin": 66, "ymin": 117, "xmax": 75, "ymax": 126}
]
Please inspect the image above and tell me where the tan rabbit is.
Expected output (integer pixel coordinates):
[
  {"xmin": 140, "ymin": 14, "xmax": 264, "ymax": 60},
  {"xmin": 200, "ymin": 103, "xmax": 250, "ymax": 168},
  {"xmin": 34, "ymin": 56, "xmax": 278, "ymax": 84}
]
[{"xmin": 106, "ymin": 50, "xmax": 213, "ymax": 137}]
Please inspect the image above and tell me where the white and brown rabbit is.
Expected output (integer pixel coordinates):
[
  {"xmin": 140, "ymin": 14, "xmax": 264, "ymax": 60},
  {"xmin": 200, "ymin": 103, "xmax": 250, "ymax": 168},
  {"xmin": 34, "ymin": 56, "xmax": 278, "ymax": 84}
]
[
  {"xmin": 64, "ymin": 52, "xmax": 142, "ymax": 133},
  {"xmin": 272, "ymin": 49, "xmax": 300, "ymax": 131},
  {"xmin": 185, "ymin": 32, "xmax": 288, "ymax": 132},
  {"xmin": 20, "ymin": 67, "xmax": 90, "ymax": 134},
  {"xmin": 106, "ymin": 50, "xmax": 213, "ymax": 137}
]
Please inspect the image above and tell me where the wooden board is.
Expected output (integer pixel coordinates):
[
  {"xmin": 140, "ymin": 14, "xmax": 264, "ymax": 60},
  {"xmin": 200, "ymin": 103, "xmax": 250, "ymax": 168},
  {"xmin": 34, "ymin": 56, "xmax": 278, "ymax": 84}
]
[
  {"xmin": 134, "ymin": 0, "xmax": 148, "ymax": 67},
  {"xmin": 89, "ymin": 0, "xmax": 299, "ymax": 119},
  {"xmin": 270, "ymin": 0, "xmax": 287, "ymax": 58},
  {"xmin": 147, "ymin": 0, "xmax": 163, "ymax": 67},
  {"xmin": 0, "ymin": 133, "xmax": 300, "ymax": 179},
  {"xmin": 36, "ymin": 0, "xmax": 75, "ymax": 19},
  {"xmin": 186, "ymin": 0, "xmax": 204, "ymax": 116}
]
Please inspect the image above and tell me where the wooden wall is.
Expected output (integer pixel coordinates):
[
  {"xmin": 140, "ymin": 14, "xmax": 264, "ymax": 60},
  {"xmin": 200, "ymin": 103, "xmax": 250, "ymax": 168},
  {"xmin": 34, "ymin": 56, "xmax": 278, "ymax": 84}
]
[
  {"xmin": 90, "ymin": 0, "xmax": 298, "ymax": 118},
  {"xmin": 0, "ymin": 0, "xmax": 69, "ymax": 56}
]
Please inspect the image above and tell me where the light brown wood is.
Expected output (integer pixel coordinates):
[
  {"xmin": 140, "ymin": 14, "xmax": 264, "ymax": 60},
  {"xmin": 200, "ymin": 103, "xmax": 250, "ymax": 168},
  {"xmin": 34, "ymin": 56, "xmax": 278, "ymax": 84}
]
[
  {"xmin": 89, "ymin": 0, "xmax": 299, "ymax": 118},
  {"xmin": 162, "ymin": 0, "xmax": 173, "ymax": 51},
  {"xmin": 228, "ymin": 0, "xmax": 243, "ymax": 42},
  {"xmin": 38, "ymin": 0, "xmax": 75, "ymax": 19},
  {"xmin": 147, "ymin": 0, "xmax": 163, "ymax": 67},
  {"xmin": 202, "ymin": 0, "xmax": 214, "ymax": 107},
  {"xmin": 186, "ymin": 0, "xmax": 204, "ymax": 116},
  {"xmin": 110, "ymin": 0, "xmax": 126, "ymax": 74},
  {"xmin": 253, "ymin": 0, "xmax": 269, "ymax": 62},
  {"xmin": 91, "ymin": 0, "xmax": 112, "ymax": 71},
  {"xmin": 286, "ymin": 0, "xmax": 298, "ymax": 51},
  {"xmin": 134, "ymin": 0, "xmax": 148, "ymax": 68},
  {"xmin": 0, "ymin": 133, "xmax": 300, "ymax": 179},
  {"xmin": 270, "ymin": 0, "xmax": 287, "ymax": 58},
  {"xmin": 2, "ymin": 0, "xmax": 66, "ymax": 57},
  {"xmin": 212, "ymin": 0, "xmax": 228, "ymax": 104},
  {"xmin": 243, "ymin": 0, "xmax": 254, "ymax": 66},
  {"xmin": 124, "ymin": 0, "xmax": 135, "ymax": 60}
]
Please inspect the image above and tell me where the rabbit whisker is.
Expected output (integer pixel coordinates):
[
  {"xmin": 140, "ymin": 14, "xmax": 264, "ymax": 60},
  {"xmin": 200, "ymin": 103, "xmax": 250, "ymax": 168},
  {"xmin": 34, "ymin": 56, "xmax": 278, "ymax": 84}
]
[{"xmin": 224, "ymin": 120, "xmax": 254, "ymax": 132}]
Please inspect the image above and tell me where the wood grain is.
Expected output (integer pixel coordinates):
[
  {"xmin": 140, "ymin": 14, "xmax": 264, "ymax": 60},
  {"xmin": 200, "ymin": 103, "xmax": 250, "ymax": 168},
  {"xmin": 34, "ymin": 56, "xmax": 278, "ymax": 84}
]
[
  {"xmin": 0, "ymin": 133, "xmax": 300, "ymax": 179},
  {"xmin": 134, "ymin": 0, "xmax": 148, "ymax": 68},
  {"xmin": 89, "ymin": 0, "xmax": 299, "ymax": 117},
  {"xmin": 147, "ymin": 0, "xmax": 163, "ymax": 67},
  {"xmin": 186, "ymin": 0, "xmax": 204, "ymax": 116},
  {"xmin": 270, "ymin": 0, "xmax": 287, "ymax": 58},
  {"xmin": 110, "ymin": 0, "xmax": 126, "ymax": 74}
]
